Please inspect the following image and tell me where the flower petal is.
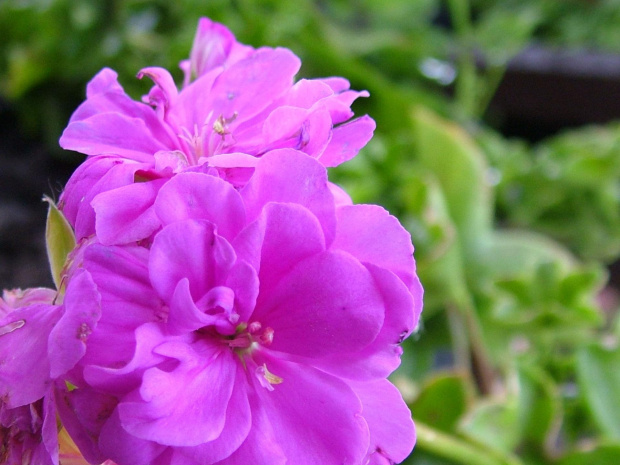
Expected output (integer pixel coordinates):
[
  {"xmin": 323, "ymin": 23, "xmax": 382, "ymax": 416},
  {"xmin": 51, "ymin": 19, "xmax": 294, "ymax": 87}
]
[
  {"xmin": 118, "ymin": 339, "xmax": 237, "ymax": 446},
  {"xmin": 92, "ymin": 178, "xmax": 166, "ymax": 245},
  {"xmin": 241, "ymin": 148, "xmax": 336, "ymax": 245},
  {"xmin": 0, "ymin": 304, "xmax": 61, "ymax": 407},
  {"xmin": 319, "ymin": 115, "xmax": 376, "ymax": 167},
  {"xmin": 249, "ymin": 353, "xmax": 369, "ymax": 465},
  {"xmin": 255, "ymin": 250, "xmax": 384, "ymax": 358},
  {"xmin": 353, "ymin": 379, "xmax": 415, "ymax": 464},
  {"xmin": 149, "ymin": 220, "xmax": 236, "ymax": 303},
  {"xmin": 154, "ymin": 172, "xmax": 246, "ymax": 241},
  {"xmin": 233, "ymin": 202, "xmax": 325, "ymax": 296},
  {"xmin": 48, "ymin": 269, "xmax": 101, "ymax": 379}
]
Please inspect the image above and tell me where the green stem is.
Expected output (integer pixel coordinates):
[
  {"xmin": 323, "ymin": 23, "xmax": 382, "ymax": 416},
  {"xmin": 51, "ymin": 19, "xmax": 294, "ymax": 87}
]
[
  {"xmin": 446, "ymin": 0, "xmax": 478, "ymax": 120},
  {"xmin": 415, "ymin": 421, "xmax": 523, "ymax": 465}
]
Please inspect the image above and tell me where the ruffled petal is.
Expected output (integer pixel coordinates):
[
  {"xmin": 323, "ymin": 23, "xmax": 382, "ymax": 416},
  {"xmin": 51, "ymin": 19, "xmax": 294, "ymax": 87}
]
[
  {"xmin": 313, "ymin": 265, "xmax": 415, "ymax": 380},
  {"xmin": 48, "ymin": 269, "xmax": 101, "ymax": 378},
  {"xmin": 171, "ymin": 362, "xmax": 252, "ymax": 464},
  {"xmin": 233, "ymin": 202, "xmax": 325, "ymax": 295},
  {"xmin": 241, "ymin": 149, "xmax": 336, "ymax": 245},
  {"xmin": 154, "ymin": 172, "xmax": 246, "ymax": 241},
  {"xmin": 149, "ymin": 220, "xmax": 236, "ymax": 303},
  {"xmin": 92, "ymin": 177, "xmax": 166, "ymax": 245},
  {"xmin": 332, "ymin": 204, "xmax": 417, "ymax": 290},
  {"xmin": 118, "ymin": 339, "xmax": 237, "ymax": 447}
]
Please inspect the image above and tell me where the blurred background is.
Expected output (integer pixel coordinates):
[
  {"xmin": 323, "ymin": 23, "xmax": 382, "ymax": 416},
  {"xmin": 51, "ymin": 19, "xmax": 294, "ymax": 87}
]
[{"xmin": 2, "ymin": 0, "xmax": 620, "ymax": 463}]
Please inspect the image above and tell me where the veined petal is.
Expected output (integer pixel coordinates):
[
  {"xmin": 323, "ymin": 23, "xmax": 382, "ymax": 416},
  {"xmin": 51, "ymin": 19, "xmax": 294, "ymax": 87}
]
[
  {"xmin": 60, "ymin": 112, "xmax": 169, "ymax": 162},
  {"xmin": 171, "ymin": 362, "xmax": 251, "ymax": 464},
  {"xmin": 313, "ymin": 265, "xmax": 416, "ymax": 380},
  {"xmin": 233, "ymin": 202, "xmax": 325, "ymax": 295}
]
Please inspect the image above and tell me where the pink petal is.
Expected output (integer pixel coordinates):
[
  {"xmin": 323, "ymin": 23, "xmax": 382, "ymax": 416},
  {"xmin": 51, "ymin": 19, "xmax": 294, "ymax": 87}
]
[
  {"xmin": 55, "ymin": 386, "xmax": 118, "ymax": 465},
  {"xmin": 233, "ymin": 202, "xmax": 325, "ymax": 296},
  {"xmin": 254, "ymin": 250, "xmax": 384, "ymax": 358},
  {"xmin": 48, "ymin": 269, "xmax": 101, "ymax": 378},
  {"xmin": 241, "ymin": 148, "xmax": 336, "ymax": 245},
  {"xmin": 149, "ymin": 220, "xmax": 236, "ymax": 303},
  {"xmin": 206, "ymin": 47, "xmax": 301, "ymax": 130},
  {"xmin": 332, "ymin": 204, "xmax": 417, "ymax": 290},
  {"xmin": 118, "ymin": 339, "xmax": 237, "ymax": 446},
  {"xmin": 0, "ymin": 304, "xmax": 61, "ymax": 407},
  {"xmin": 284, "ymin": 79, "xmax": 333, "ymax": 109},
  {"xmin": 154, "ymin": 172, "xmax": 246, "ymax": 241},
  {"xmin": 249, "ymin": 353, "xmax": 369, "ymax": 464},
  {"xmin": 188, "ymin": 18, "xmax": 252, "ymax": 78},
  {"xmin": 313, "ymin": 265, "xmax": 416, "ymax": 380},
  {"xmin": 92, "ymin": 178, "xmax": 166, "ymax": 245},
  {"xmin": 353, "ymin": 379, "xmax": 415, "ymax": 464},
  {"xmin": 60, "ymin": 112, "xmax": 170, "ymax": 162},
  {"xmin": 171, "ymin": 365, "xmax": 252, "ymax": 464},
  {"xmin": 99, "ymin": 409, "xmax": 167, "ymax": 465},
  {"xmin": 318, "ymin": 115, "xmax": 376, "ymax": 167},
  {"xmin": 138, "ymin": 67, "xmax": 179, "ymax": 119},
  {"xmin": 60, "ymin": 158, "xmax": 148, "ymax": 240},
  {"xmin": 83, "ymin": 323, "xmax": 171, "ymax": 397},
  {"xmin": 224, "ymin": 260, "xmax": 259, "ymax": 324},
  {"xmin": 167, "ymin": 279, "xmax": 237, "ymax": 335},
  {"xmin": 81, "ymin": 244, "xmax": 163, "ymax": 368}
]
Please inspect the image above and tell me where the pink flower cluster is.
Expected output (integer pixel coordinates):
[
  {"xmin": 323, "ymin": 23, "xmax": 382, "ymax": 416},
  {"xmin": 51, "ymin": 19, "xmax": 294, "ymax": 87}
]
[{"xmin": 0, "ymin": 18, "xmax": 422, "ymax": 465}]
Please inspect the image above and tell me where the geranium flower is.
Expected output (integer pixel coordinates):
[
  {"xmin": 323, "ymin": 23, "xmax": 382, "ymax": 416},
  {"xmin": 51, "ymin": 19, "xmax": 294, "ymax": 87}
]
[
  {"xmin": 57, "ymin": 150, "xmax": 422, "ymax": 465},
  {"xmin": 0, "ymin": 282, "xmax": 101, "ymax": 465},
  {"xmin": 58, "ymin": 17, "xmax": 375, "ymax": 246}
]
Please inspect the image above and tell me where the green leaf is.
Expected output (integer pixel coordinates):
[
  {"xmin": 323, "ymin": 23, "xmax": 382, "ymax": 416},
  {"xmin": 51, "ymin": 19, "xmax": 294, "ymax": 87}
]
[
  {"xmin": 44, "ymin": 196, "xmax": 75, "ymax": 290},
  {"xmin": 460, "ymin": 396, "xmax": 520, "ymax": 454},
  {"xmin": 515, "ymin": 364, "xmax": 560, "ymax": 451},
  {"xmin": 411, "ymin": 372, "xmax": 472, "ymax": 433},
  {"xmin": 577, "ymin": 343, "xmax": 620, "ymax": 440},
  {"xmin": 412, "ymin": 106, "xmax": 492, "ymax": 253}
]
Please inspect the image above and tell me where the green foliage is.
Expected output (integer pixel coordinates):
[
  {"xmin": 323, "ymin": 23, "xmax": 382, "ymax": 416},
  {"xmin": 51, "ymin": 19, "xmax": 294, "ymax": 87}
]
[{"xmin": 3, "ymin": 1, "xmax": 620, "ymax": 464}]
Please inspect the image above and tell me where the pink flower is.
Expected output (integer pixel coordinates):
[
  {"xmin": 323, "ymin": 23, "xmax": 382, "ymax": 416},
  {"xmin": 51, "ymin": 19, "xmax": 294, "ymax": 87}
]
[
  {"xmin": 59, "ymin": 17, "xmax": 375, "ymax": 246},
  {"xmin": 0, "ymin": 277, "xmax": 101, "ymax": 465},
  {"xmin": 57, "ymin": 150, "xmax": 422, "ymax": 465}
]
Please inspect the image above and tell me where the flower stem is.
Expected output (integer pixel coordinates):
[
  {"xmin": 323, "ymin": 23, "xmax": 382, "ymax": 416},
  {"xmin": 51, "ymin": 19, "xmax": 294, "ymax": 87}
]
[
  {"xmin": 415, "ymin": 421, "xmax": 523, "ymax": 465},
  {"xmin": 447, "ymin": 0, "xmax": 478, "ymax": 120}
]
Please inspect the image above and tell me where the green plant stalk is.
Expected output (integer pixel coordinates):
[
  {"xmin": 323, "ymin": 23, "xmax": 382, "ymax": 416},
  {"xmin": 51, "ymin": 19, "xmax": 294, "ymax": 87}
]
[
  {"xmin": 415, "ymin": 420, "xmax": 523, "ymax": 465},
  {"xmin": 446, "ymin": 0, "xmax": 478, "ymax": 120}
]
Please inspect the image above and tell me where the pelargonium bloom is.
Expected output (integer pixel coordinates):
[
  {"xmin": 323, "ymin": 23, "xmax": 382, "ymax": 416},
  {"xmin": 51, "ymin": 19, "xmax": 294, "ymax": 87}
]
[
  {"xmin": 56, "ymin": 150, "xmax": 422, "ymax": 465},
  {"xmin": 0, "ymin": 283, "xmax": 101, "ymax": 465},
  {"xmin": 59, "ymin": 17, "xmax": 375, "ymax": 246}
]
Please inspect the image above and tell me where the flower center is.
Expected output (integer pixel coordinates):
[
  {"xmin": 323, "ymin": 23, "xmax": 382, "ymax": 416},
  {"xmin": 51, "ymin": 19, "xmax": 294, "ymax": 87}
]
[{"xmin": 226, "ymin": 321, "xmax": 282, "ymax": 390}]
